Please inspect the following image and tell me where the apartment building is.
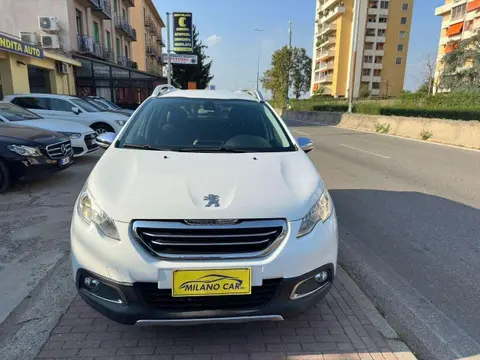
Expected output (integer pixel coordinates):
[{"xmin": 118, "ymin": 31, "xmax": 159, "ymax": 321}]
[
  {"xmin": 311, "ymin": 0, "xmax": 413, "ymax": 98},
  {"xmin": 130, "ymin": 0, "xmax": 165, "ymax": 76},
  {"xmin": 0, "ymin": 0, "xmax": 165, "ymax": 104},
  {"xmin": 434, "ymin": 0, "xmax": 480, "ymax": 88}
]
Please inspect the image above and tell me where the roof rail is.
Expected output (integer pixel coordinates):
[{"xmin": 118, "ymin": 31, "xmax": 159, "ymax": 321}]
[
  {"xmin": 239, "ymin": 88, "xmax": 265, "ymax": 102},
  {"xmin": 152, "ymin": 84, "xmax": 179, "ymax": 97}
]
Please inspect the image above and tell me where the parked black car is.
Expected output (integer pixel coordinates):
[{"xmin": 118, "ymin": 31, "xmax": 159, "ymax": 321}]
[{"xmin": 0, "ymin": 123, "xmax": 73, "ymax": 192}]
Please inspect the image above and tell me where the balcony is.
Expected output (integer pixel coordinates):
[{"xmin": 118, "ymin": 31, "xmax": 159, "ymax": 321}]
[
  {"xmin": 319, "ymin": 49, "xmax": 335, "ymax": 60},
  {"xmin": 156, "ymin": 36, "xmax": 165, "ymax": 47},
  {"xmin": 320, "ymin": 0, "xmax": 341, "ymax": 11},
  {"xmin": 365, "ymin": 35, "xmax": 386, "ymax": 43},
  {"xmin": 320, "ymin": 62, "xmax": 334, "ymax": 71},
  {"xmin": 364, "ymin": 49, "xmax": 384, "ymax": 56},
  {"xmin": 319, "ymin": 74, "xmax": 333, "ymax": 83},
  {"xmin": 115, "ymin": 16, "xmax": 137, "ymax": 41},
  {"xmin": 372, "ymin": 76, "xmax": 382, "ymax": 83},
  {"xmin": 118, "ymin": 56, "xmax": 137, "ymax": 69},
  {"xmin": 90, "ymin": 0, "xmax": 112, "ymax": 20},
  {"xmin": 77, "ymin": 35, "xmax": 113, "ymax": 62},
  {"xmin": 367, "ymin": 7, "xmax": 389, "ymax": 16},
  {"xmin": 122, "ymin": 0, "xmax": 134, "ymax": 7},
  {"xmin": 367, "ymin": 21, "xmax": 388, "ymax": 30},
  {"xmin": 319, "ymin": 37, "xmax": 336, "ymax": 48},
  {"xmin": 323, "ymin": 6, "xmax": 345, "ymax": 23},
  {"xmin": 319, "ymin": 23, "xmax": 337, "ymax": 36},
  {"xmin": 361, "ymin": 75, "xmax": 372, "ymax": 82},
  {"xmin": 371, "ymin": 88, "xmax": 380, "ymax": 96},
  {"xmin": 146, "ymin": 44, "xmax": 157, "ymax": 57}
]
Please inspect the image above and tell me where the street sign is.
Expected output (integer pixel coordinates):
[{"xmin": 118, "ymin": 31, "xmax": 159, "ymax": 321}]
[
  {"xmin": 173, "ymin": 12, "xmax": 193, "ymax": 53},
  {"xmin": 163, "ymin": 53, "xmax": 198, "ymax": 65}
]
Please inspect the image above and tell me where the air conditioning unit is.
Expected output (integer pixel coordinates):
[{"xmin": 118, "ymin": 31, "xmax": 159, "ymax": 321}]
[
  {"xmin": 38, "ymin": 16, "xmax": 60, "ymax": 32},
  {"xmin": 41, "ymin": 35, "xmax": 60, "ymax": 49},
  {"xmin": 56, "ymin": 61, "xmax": 68, "ymax": 74},
  {"xmin": 19, "ymin": 32, "xmax": 38, "ymax": 45}
]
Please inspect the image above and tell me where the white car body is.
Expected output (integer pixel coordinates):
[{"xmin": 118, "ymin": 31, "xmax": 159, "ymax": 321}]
[
  {"xmin": 3, "ymin": 94, "xmax": 129, "ymax": 134},
  {"xmin": 0, "ymin": 101, "xmax": 98, "ymax": 157},
  {"xmin": 70, "ymin": 89, "xmax": 338, "ymax": 325}
]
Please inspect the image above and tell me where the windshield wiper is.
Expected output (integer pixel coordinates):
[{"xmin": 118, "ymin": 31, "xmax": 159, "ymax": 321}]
[
  {"xmin": 177, "ymin": 147, "xmax": 247, "ymax": 153},
  {"xmin": 122, "ymin": 144, "xmax": 180, "ymax": 151}
]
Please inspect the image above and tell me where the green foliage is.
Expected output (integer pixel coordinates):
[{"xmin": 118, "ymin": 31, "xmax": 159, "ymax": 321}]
[
  {"xmin": 374, "ymin": 123, "xmax": 391, "ymax": 133},
  {"xmin": 420, "ymin": 129, "xmax": 433, "ymax": 140},
  {"xmin": 292, "ymin": 48, "xmax": 312, "ymax": 99},
  {"xmin": 359, "ymin": 86, "xmax": 371, "ymax": 99},
  {"xmin": 291, "ymin": 92, "xmax": 480, "ymax": 121},
  {"xmin": 172, "ymin": 26, "xmax": 213, "ymax": 89}
]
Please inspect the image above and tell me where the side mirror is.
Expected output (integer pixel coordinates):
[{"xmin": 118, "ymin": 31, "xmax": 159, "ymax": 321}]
[
  {"xmin": 71, "ymin": 107, "xmax": 81, "ymax": 115},
  {"xmin": 96, "ymin": 132, "xmax": 116, "ymax": 149},
  {"xmin": 296, "ymin": 137, "xmax": 314, "ymax": 153}
]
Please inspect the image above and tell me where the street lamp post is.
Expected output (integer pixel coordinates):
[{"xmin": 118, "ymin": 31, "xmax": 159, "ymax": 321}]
[{"xmin": 254, "ymin": 28, "xmax": 264, "ymax": 91}]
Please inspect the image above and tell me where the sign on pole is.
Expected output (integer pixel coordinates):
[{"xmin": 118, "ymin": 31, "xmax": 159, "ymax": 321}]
[
  {"xmin": 162, "ymin": 53, "xmax": 198, "ymax": 65},
  {"xmin": 173, "ymin": 12, "xmax": 193, "ymax": 53}
]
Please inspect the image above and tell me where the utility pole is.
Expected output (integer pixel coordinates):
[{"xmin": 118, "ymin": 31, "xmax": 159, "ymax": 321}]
[
  {"xmin": 254, "ymin": 29, "xmax": 264, "ymax": 91},
  {"xmin": 348, "ymin": 0, "xmax": 361, "ymax": 113},
  {"xmin": 166, "ymin": 12, "xmax": 172, "ymax": 85},
  {"xmin": 286, "ymin": 21, "xmax": 292, "ymax": 107}
]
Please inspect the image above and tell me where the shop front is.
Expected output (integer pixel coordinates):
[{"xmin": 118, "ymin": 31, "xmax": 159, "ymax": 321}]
[
  {"xmin": 0, "ymin": 32, "xmax": 80, "ymax": 98},
  {"xmin": 73, "ymin": 55, "xmax": 166, "ymax": 108}
]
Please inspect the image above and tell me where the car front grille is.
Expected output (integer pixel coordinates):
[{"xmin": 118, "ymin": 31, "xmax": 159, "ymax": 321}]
[
  {"xmin": 134, "ymin": 279, "xmax": 282, "ymax": 311},
  {"xmin": 132, "ymin": 220, "xmax": 287, "ymax": 259},
  {"xmin": 84, "ymin": 133, "xmax": 98, "ymax": 150},
  {"xmin": 45, "ymin": 140, "xmax": 72, "ymax": 159}
]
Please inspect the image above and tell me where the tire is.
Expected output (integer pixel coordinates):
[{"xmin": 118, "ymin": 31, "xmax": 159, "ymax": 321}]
[
  {"xmin": 0, "ymin": 159, "xmax": 11, "ymax": 193},
  {"xmin": 91, "ymin": 123, "xmax": 114, "ymax": 135}
]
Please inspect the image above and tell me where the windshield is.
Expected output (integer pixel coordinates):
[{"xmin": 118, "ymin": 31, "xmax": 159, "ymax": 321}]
[
  {"xmin": 98, "ymin": 98, "xmax": 122, "ymax": 110},
  {"xmin": 71, "ymin": 98, "xmax": 100, "ymax": 112},
  {"xmin": 117, "ymin": 97, "xmax": 295, "ymax": 153},
  {"xmin": 82, "ymin": 97, "xmax": 108, "ymax": 111},
  {"xmin": 0, "ymin": 103, "xmax": 42, "ymax": 121}
]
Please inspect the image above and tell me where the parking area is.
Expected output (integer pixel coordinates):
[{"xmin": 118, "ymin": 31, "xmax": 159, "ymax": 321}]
[{"xmin": 1, "ymin": 149, "xmax": 414, "ymax": 360}]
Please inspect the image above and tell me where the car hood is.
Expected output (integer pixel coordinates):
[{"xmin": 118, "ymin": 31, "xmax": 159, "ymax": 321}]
[
  {"xmin": 0, "ymin": 123, "xmax": 67, "ymax": 145},
  {"xmin": 87, "ymin": 149, "xmax": 323, "ymax": 222},
  {"xmin": 16, "ymin": 119, "xmax": 93, "ymax": 134}
]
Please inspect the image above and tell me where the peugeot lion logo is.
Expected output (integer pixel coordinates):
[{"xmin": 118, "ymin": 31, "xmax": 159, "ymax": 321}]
[{"xmin": 203, "ymin": 194, "xmax": 220, "ymax": 207}]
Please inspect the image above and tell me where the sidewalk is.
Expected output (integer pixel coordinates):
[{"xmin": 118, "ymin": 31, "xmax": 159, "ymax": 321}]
[{"xmin": 34, "ymin": 266, "xmax": 416, "ymax": 360}]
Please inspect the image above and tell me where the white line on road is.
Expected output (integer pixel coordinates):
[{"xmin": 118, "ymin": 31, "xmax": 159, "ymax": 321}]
[
  {"xmin": 292, "ymin": 129, "xmax": 310, "ymax": 136},
  {"xmin": 340, "ymin": 143, "xmax": 391, "ymax": 159}
]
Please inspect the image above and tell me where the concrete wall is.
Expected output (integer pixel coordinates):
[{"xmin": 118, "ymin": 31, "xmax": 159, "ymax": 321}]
[{"xmin": 282, "ymin": 110, "xmax": 480, "ymax": 150}]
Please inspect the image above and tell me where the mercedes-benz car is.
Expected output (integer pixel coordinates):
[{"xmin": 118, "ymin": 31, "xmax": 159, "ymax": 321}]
[{"xmin": 70, "ymin": 88, "xmax": 338, "ymax": 325}]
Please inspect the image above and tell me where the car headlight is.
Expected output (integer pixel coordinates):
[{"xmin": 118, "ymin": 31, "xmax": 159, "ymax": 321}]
[
  {"xmin": 297, "ymin": 189, "xmax": 333, "ymax": 238},
  {"xmin": 7, "ymin": 145, "xmax": 42, "ymax": 157},
  {"xmin": 59, "ymin": 132, "xmax": 82, "ymax": 139},
  {"xmin": 114, "ymin": 120, "xmax": 127, "ymax": 126},
  {"xmin": 77, "ymin": 187, "xmax": 120, "ymax": 240}
]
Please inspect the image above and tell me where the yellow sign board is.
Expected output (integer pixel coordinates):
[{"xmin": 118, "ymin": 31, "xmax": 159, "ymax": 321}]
[
  {"xmin": 172, "ymin": 268, "xmax": 251, "ymax": 297},
  {"xmin": 0, "ymin": 34, "xmax": 44, "ymax": 59}
]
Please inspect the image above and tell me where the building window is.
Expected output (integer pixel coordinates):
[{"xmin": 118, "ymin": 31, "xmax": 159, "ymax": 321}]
[
  {"xmin": 399, "ymin": 31, "xmax": 406, "ymax": 39},
  {"xmin": 396, "ymin": 57, "xmax": 403, "ymax": 64},
  {"xmin": 363, "ymin": 68, "xmax": 371, "ymax": 76},
  {"xmin": 76, "ymin": 9, "xmax": 83, "ymax": 35},
  {"xmin": 377, "ymin": 42, "xmax": 385, "ymax": 50},
  {"xmin": 380, "ymin": 1, "xmax": 389, "ymax": 9},
  {"xmin": 116, "ymin": 37, "xmax": 121, "ymax": 61},
  {"xmin": 397, "ymin": 44, "xmax": 404, "ymax": 51},
  {"xmin": 114, "ymin": 0, "xmax": 118, "ymax": 13},
  {"xmin": 122, "ymin": 8, "xmax": 127, "ymax": 21},
  {"xmin": 125, "ymin": 45, "xmax": 129, "ymax": 59},
  {"xmin": 401, "ymin": 17, "xmax": 407, "ymax": 24},
  {"xmin": 106, "ymin": 30, "xmax": 111, "ymax": 50},
  {"xmin": 451, "ymin": 4, "xmax": 466, "ymax": 20},
  {"xmin": 364, "ymin": 55, "xmax": 373, "ymax": 63},
  {"xmin": 465, "ymin": 20, "xmax": 474, "ymax": 31},
  {"xmin": 375, "ymin": 56, "xmax": 383, "ymax": 64},
  {"xmin": 365, "ymin": 42, "xmax": 374, "ymax": 50},
  {"xmin": 378, "ymin": 29, "xmax": 386, "ymax": 37},
  {"xmin": 372, "ymin": 82, "xmax": 380, "ymax": 89},
  {"xmin": 379, "ymin": 16, "xmax": 388, "ymax": 23},
  {"xmin": 402, "ymin": 3, "xmax": 409, "ymax": 11},
  {"xmin": 93, "ymin": 22, "xmax": 100, "ymax": 42},
  {"xmin": 374, "ymin": 69, "xmax": 382, "ymax": 76}
]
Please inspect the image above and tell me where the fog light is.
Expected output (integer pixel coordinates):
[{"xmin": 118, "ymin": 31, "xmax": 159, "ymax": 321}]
[
  {"xmin": 290, "ymin": 270, "xmax": 331, "ymax": 300},
  {"xmin": 84, "ymin": 277, "xmax": 100, "ymax": 293}
]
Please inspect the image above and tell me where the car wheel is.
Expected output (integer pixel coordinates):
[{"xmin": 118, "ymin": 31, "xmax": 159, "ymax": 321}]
[
  {"xmin": 91, "ymin": 124, "xmax": 114, "ymax": 135},
  {"xmin": 0, "ymin": 159, "xmax": 11, "ymax": 193}
]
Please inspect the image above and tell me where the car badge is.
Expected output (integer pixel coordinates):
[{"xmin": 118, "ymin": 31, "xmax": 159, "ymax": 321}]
[{"xmin": 203, "ymin": 194, "xmax": 220, "ymax": 208}]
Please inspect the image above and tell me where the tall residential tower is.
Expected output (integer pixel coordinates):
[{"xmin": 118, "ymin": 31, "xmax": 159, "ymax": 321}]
[{"xmin": 310, "ymin": 0, "xmax": 413, "ymax": 98}]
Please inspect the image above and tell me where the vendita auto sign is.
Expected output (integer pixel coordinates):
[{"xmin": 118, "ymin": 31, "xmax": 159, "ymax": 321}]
[{"xmin": 0, "ymin": 33, "xmax": 44, "ymax": 59}]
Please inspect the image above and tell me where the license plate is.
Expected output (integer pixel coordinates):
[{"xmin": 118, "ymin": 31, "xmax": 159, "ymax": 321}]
[
  {"xmin": 172, "ymin": 268, "xmax": 251, "ymax": 297},
  {"xmin": 58, "ymin": 156, "xmax": 71, "ymax": 166}
]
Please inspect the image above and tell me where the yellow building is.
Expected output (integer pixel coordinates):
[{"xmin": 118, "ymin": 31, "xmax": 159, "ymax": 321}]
[
  {"xmin": 130, "ymin": 0, "xmax": 165, "ymax": 76},
  {"xmin": 434, "ymin": 0, "xmax": 480, "ymax": 91},
  {"xmin": 311, "ymin": 0, "xmax": 414, "ymax": 98},
  {"xmin": 0, "ymin": 32, "xmax": 80, "ymax": 97}
]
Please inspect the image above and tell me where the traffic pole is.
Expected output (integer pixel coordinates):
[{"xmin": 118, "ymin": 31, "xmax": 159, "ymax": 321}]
[
  {"xmin": 348, "ymin": 0, "xmax": 361, "ymax": 113},
  {"xmin": 166, "ymin": 12, "xmax": 172, "ymax": 86}
]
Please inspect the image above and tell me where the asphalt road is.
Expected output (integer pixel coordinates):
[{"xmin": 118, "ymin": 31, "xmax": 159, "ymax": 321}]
[{"xmin": 288, "ymin": 120, "xmax": 480, "ymax": 359}]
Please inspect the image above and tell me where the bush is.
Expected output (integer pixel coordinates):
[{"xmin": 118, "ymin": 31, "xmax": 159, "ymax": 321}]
[{"xmin": 312, "ymin": 103, "xmax": 349, "ymax": 112}]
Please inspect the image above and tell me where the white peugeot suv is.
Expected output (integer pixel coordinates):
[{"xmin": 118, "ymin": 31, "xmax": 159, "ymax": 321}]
[{"xmin": 70, "ymin": 88, "xmax": 338, "ymax": 325}]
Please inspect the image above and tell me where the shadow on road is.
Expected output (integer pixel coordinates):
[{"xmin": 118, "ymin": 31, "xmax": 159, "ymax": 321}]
[{"xmin": 330, "ymin": 189, "xmax": 480, "ymax": 357}]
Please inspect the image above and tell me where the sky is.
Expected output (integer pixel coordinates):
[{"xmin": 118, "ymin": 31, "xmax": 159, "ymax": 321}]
[{"xmin": 154, "ymin": 0, "xmax": 445, "ymax": 93}]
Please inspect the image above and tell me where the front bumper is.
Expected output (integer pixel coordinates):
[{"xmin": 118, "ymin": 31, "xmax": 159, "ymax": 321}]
[
  {"xmin": 8, "ymin": 153, "xmax": 73, "ymax": 181},
  {"xmin": 71, "ymin": 134, "xmax": 99, "ymax": 157},
  {"xmin": 71, "ymin": 212, "xmax": 338, "ymax": 325},
  {"xmin": 76, "ymin": 264, "xmax": 334, "ymax": 325}
]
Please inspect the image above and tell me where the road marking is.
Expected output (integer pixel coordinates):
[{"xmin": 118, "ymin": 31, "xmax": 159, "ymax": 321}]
[
  {"xmin": 292, "ymin": 129, "xmax": 309, "ymax": 136},
  {"xmin": 340, "ymin": 143, "xmax": 391, "ymax": 159}
]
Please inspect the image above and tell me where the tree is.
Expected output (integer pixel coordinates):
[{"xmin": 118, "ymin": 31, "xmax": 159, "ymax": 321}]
[
  {"xmin": 172, "ymin": 25, "xmax": 213, "ymax": 89},
  {"xmin": 420, "ymin": 53, "xmax": 437, "ymax": 95},
  {"xmin": 439, "ymin": 32, "xmax": 480, "ymax": 92},
  {"xmin": 261, "ymin": 46, "xmax": 311, "ymax": 102},
  {"xmin": 292, "ymin": 48, "xmax": 312, "ymax": 99}
]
